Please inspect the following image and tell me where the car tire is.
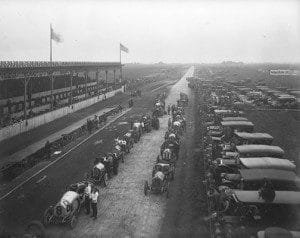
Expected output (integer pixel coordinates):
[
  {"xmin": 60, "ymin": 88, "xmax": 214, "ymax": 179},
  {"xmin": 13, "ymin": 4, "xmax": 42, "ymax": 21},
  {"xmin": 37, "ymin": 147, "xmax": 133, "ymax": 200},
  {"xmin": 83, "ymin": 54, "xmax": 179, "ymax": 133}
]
[
  {"xmin": 103, "ymin": 173, "xmax": 108, "ymax": 187},
  {"xmin": 43, "ymin": 207, "xmax": 53, "ymax": 226},
  {"xmin": 26, "ymin": 220, "xmax": 46, "ymax": 238},
  {"xmin": 171, "ymin": 172, "xmax": 174, "ymax": 181},
  {"xmin": 69, "ymin": 215, "xmax": 78, "ymax": 229},
  {"xmin": 113, "ymin": 165, "xmax": 118, "ymax": 175},
  {"xmin": 166, "ymin": 189, "xmax": 170, "ymax": 198}
]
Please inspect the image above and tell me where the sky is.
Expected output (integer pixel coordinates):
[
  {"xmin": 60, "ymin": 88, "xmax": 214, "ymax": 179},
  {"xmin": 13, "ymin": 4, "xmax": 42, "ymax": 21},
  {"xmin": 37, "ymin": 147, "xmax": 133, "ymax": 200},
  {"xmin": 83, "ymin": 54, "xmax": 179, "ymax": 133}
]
[{"xmin": 0, "ymin": 0, "xmax": 299, "ymax": 64}]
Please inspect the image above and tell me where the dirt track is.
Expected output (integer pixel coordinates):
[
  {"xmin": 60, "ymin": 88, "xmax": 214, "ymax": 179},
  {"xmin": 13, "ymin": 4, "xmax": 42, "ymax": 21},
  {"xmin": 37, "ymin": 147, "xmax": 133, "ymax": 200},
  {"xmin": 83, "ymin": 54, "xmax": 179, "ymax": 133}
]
[
  {"xmin": 0, "ymin": 67, "xmax": 192, "ymax": 237},
  {"xmin": 47, "ymin": 114, "xmax": 169, "ymax": 238},
  {"xmin": 45, "ymin": 66, "xmax": 194, "ymax": 238}
]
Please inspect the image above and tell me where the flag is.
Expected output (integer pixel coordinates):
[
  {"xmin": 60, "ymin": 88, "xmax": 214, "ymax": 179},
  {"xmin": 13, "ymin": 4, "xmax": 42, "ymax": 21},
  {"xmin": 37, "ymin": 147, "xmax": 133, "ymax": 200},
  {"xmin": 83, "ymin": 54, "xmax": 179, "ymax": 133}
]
[
  {"xmin": 51, "ymin": 26, "xmax": 63, "ymax": 43},
  {"xmin": 120, "ymin": 43, "xmax": 129, "ymax": 53}
]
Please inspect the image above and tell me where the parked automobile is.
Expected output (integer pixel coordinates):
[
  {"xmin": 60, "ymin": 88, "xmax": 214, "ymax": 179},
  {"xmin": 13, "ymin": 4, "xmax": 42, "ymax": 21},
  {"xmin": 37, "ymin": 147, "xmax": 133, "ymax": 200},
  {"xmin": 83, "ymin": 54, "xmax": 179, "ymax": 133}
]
[
  {"xmin": 144, "ymin": 171, "xmax": 170, "ymax": 197},
  {"xmin": 236, "ymin": 145, "xmax": 284, "ymax": 158},
  {"xmin": 233, "ymin": 132, "xmax": 273, "ymax": 145},
  {"xmin": 43, "ymin": 184, "xmax": 86, "ymax": 228},
  {"xmin": 220, "ymin": 168, "xmax": 300, "ymax": 191},
  {"xmin": 152, "ymin": 163, "xmax": 174, "ymax": 181},
  {"xmin": 257, "ymin": 227, "xmax": 300, "ymax": 238},
  {"xmin": 90, "ymin": 162, "xmax": 108, "ymax": 186}
]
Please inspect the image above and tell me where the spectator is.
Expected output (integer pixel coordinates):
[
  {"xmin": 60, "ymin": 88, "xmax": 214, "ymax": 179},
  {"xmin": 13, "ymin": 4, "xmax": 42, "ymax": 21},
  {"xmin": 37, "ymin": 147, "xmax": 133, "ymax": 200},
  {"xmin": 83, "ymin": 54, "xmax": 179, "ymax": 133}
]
[
  {"xmin": 90, "ymin": 187, "xmax": 99, "ymax": 220},
  {"xmin": 84, "ymin": 182, "xmax": 92, "ymax": 215}
]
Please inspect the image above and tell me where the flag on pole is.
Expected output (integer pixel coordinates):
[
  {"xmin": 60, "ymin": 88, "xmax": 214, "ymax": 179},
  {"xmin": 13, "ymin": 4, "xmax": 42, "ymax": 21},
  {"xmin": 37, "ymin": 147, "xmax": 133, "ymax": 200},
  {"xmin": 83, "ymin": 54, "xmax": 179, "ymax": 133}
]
[
  {"xmin": 51, "ymin": 26, "xmax": 63, "ymax": 43},
  {"xmin": 120, "ymin": 43, "xmax": 129, "ymax": 53}
]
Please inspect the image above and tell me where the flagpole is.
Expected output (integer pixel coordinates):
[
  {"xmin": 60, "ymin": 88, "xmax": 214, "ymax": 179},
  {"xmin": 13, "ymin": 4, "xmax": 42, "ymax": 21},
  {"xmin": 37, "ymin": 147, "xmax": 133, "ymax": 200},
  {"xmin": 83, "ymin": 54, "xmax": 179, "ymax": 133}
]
[
  {"xmin": 50, "ymin": 24, "xmax": 52, "ymax": 63},
  {"xmin": 120, "ymin": 43, "xmax": 122, "ymax": 82},
  {"xmin": 50, "ymin": 24, "xmax": 53, "ymax": 110}
]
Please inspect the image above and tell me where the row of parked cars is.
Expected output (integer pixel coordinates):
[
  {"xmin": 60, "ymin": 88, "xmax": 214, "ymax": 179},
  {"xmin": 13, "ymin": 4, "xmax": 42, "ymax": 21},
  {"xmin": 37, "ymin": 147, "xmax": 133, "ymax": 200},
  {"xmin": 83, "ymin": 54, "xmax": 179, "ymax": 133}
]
[
  {"xmin": 144, "ymin": 93, "xmax": 188, "ymax": 198},
  {"xmin": 228, "ymin": 82, "xmax": 298, "ymax": 109},
  {"xmin": 41, "ymin": 97, "xmax": 166, "ymax": 231},
  {"xmin": 188, "ymin": 77, "xmax": 300, "ymax": 238}
]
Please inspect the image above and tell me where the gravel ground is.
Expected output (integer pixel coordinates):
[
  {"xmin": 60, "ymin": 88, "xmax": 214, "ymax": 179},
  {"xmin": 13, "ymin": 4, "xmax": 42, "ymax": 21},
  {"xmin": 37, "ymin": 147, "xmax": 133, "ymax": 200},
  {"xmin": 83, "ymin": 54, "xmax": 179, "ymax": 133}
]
[
  {"xmin": 159, "ymin": 72, "xmax": 210, "ymax": 238},
  {"xmin": 45, "ymin": 66, "xmax": 195, "ymax": 238}
]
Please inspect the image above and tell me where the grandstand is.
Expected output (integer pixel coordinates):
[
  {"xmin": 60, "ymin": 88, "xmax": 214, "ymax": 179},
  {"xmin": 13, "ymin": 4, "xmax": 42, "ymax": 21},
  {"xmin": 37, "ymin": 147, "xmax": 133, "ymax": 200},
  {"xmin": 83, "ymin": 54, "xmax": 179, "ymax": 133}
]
[{"xmin": 0, "ymin": 61, "xmax": 123, "ymax": 129}]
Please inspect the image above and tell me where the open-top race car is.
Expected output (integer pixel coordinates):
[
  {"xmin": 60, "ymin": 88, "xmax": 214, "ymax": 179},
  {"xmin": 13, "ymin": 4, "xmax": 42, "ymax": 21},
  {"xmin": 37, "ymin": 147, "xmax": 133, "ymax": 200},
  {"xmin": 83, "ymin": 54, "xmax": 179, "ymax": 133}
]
[
  {"xmin": 179, "ymin": 92, "xmax": 189, "ymax": 106},
  {"xmin": 132, "ymin": 122, "xmax": 143, "ymax": 142},
  {"xmin": 43, "ymin": 182, "xmax": 86, "ymax": 229},
  {"xmin": 123, "ymin": 132, "xmax": 134, "ymax": 151},
  {"xmin": 114, "ymin": 137, "xmax": 129, "ymax": 155},
  {"xmin": 160, "ymin": 139, "xmax": 180, "ymax": 162},
  {"xmin": 90, "ymin": 161, "xmax": 108, "ymax": 186},
  {"xmin": 144, "ymin": 170, "xmax": 170, "ymax": 197},
  {"xmin": 99, "ymin": 154, "xmax": 119, "ymax": 177},
  {"xmin": 152, "ymin": 163, "xmax": 175, "ymax": 181},
  {"xmin": 151, "ymin": 115, "xmax": 160, "ymax": 130},
  {"xmin": 153, "ymin": 101, "xmax": 165, "ymax": 117},
  {"xmin": 141, "ymin": 114, "xmax": 152, "ymax": 132}
]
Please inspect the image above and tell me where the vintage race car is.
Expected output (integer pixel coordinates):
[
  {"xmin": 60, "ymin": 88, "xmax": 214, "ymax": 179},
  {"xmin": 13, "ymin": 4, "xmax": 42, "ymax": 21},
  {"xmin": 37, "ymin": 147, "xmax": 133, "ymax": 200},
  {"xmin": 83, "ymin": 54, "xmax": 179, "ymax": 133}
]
[
  {"xmin": 132, "ymin": 122, "xmax": 143, "ymax": 142},
  {"xmin": 153, "ymin": 101, "xmax": 165, "ymax": 117},
  {"xmin": 115, "ymin": 137, "xmax": 129, "ymax": 154},
  {"xmin": 151, "ymin": 116, "xmax": 160, "ymax": 130},
  {"xmin": 90, "ymin": 162, "xmax": 108, "ymax": 186},
  {"xmin": 100, "ymin": 154, "xmax": 119, "ymax": 177},
  {"xmin": 141, "ymin": 115, "xmax": 152, "ymax": 132},
  {"xmin": 123, "ymin": 132, "xmax": 134, "ymax": 152},
  {"xmin": 179, "ymin": 92, "xmax": 189, "ymax": 106},
  {"xmin": 144, "ymin": 171, "xmax": 170, "ymax": 197},
  {"xmin": 152, "ymin": 163, "xmax": 175, "ymax": 181},
  {"xmin": 43, "ymin": 184, "xmax": 86, "ymax": 228}
]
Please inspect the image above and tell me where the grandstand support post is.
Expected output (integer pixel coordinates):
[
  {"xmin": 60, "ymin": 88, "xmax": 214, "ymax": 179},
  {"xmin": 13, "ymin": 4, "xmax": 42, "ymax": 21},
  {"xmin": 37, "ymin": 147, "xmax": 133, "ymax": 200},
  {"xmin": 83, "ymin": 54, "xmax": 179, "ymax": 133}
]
[
  {"xmin": 96, "ymin": 69, "xmax": 100, "ymax": 96},
  {"xmin": 50, "ymin": 73, "xmax": 54, "ymax": 110},
  {"xmin": 105, "ymin": 70, "xmax": 108, "ymax": 93},
  {"xmin": 113, "ymin": 69, "xmax": 116, "ymax": 85},
  {"xmin": 69, "ymin": 72, "xmax": 73, "ymax": 106},
  {"xmin": 120, "ymin": 65, "xmax": 122, "ymax": 82},
  {"xmin": 23, "ymin": 77, "xmax": 30, "ymax": 125},
  {"xmin": 85, "ymin": 70, "xmax": 88, "ymax": 99}
]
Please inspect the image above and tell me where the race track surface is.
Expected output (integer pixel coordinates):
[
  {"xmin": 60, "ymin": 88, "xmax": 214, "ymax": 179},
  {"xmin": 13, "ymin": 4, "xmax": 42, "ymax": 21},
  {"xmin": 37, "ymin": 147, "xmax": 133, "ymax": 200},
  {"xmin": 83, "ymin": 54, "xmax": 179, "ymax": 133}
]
[{"xmin": 0, "ymin": 66, "xmax": 193, "ymax": 237}]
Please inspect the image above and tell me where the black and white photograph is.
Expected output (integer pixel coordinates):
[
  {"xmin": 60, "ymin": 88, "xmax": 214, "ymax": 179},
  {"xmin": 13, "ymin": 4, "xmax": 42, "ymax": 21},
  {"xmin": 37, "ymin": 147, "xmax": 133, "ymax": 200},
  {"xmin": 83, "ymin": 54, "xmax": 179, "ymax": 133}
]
[{"xmin": 0, "ymin": 0, "xmax": 299, "ymax": 237}]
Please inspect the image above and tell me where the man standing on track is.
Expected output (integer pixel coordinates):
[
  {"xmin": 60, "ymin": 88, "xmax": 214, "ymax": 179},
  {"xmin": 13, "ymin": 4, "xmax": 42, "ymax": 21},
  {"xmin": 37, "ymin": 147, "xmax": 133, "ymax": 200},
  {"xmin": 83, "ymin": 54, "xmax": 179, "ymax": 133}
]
[
  {"xmin": 91, "ymin": 187, "xmax": 99, "ymax": 220},
  {"xmin": 84, "ymin": 182, "xmax": 91, "ymax": 215}
]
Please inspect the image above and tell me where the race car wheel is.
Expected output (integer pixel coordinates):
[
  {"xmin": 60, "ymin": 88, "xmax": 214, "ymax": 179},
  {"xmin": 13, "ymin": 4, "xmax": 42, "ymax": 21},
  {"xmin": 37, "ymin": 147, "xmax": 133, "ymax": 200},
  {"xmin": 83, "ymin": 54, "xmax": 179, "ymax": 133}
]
[
  {"xmin": 26, "ymin": 220, "xmax": 46, "ymax": 238},
  {"xmin": 103, "ymin": 173, "xmax": 108, "ymax": 187},
  {"xmin": 113, "ymin": 165, "xmax": 119, "ymax": 175},
  {"xmin": 219, "ymin": 200, "xmax": 230, "ymax": 213},
  {"xmin": 171, "ymin": 172, "xmax": 174, "ymax": 181},
  {"xmin": 165, "ymin": 183, "xmax": 170, "ymax": 198},
  {"xmin": 144, "ymin": 181, "xmax": 149, "ymax": 196},
  {"xmin": 69, "ymin": 215, "xmax": 78, "ymax": 229},
  {"xmin": 43, "ymin": 207, "xmax": 53, "ymax": 226}
]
